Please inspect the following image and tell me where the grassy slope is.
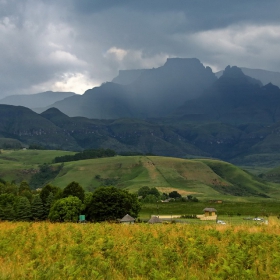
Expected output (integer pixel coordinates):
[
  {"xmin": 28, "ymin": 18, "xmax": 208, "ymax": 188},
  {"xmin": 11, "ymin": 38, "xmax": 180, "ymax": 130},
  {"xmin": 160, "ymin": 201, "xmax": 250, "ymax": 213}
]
[
  {"xmin": 262, "ymin": 165, "xmax": 280, "ymax": 183},
  {"xmin": 52, "ymin": 156, "xmax": 223, "ymax": 197},
  {"xmin": 0, "ymin": 149, "xmax": 279, "ymax": 201},
  {"xmin": 0, "ymin": 149, "xmax": 75, "ymax": 182}
]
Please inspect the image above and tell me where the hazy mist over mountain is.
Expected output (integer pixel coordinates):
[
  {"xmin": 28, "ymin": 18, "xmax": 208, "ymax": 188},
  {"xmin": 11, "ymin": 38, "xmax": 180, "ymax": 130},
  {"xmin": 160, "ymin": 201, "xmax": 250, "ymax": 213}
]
[
  {"xmin": 0, "ymin": 91, "xmax": 76, "ymax": 109},
  {"xmin": 174, "ymin": 65, "xmax": 280, "ymax": 124},
  {"xmin": 30, "ymin": 57, "xmax": 280, "ymax": 123},
  {"xmin": 35, "ymin": 58, "xmax": 217, "ymax": 119},
  {"xmin": 216, "ymin": 68, "xmax": 280, "ymax": 88}
]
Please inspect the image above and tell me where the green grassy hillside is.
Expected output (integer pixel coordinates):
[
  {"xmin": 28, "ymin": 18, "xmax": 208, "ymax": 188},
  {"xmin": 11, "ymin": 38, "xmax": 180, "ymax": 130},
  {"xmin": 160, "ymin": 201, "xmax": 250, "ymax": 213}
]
[
  {"xmin": 0, "ymin": 149, "xmax": 75, "ymax": 182},
  {"xmin": 0, "ymin": 149, "xmax": 279, "ymax": 201},
  {"xmin": 262, "ymin": 165, "xmax": 280, "ymax": 183}
]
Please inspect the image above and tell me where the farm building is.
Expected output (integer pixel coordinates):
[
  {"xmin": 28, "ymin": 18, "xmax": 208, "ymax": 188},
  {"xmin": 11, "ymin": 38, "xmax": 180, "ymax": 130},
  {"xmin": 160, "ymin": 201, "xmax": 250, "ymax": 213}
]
[
  {"xmin": 120, "ymin": 214, "xmax": 135, "ymax": 224},
  {"xmin": 197, "ymin": 208, "xmax": 217, "ymax": 221},
  {"xmin": 148, "ymin": 216, "xmax": 162, "ymax": 224}
]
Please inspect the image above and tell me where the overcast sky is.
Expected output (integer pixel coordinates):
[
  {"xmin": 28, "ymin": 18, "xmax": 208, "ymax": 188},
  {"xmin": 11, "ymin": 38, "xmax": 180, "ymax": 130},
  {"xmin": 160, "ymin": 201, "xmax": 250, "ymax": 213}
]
[{"xmin": 0, "ymin": 0, "xmax": 280, "ymax": 97}]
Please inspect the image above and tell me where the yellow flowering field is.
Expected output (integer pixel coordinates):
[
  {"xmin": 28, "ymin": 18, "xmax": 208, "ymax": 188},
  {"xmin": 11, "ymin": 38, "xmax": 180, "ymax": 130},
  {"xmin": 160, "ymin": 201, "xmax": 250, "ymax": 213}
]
[{"xmin": 1, "ymin": 220, "xmax": 280, "ymax": 279}]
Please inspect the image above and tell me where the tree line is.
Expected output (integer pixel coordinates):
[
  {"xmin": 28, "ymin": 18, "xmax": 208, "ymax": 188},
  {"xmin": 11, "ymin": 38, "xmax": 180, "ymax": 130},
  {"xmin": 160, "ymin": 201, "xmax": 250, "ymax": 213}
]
[
  {"xmin": 0, "ymin": 179, "xmax": 140, "ymax": 222},
  {"xmin": 53, "ymin": 148, "xmax": 116, "ymax": 163},
  {"xmin": 138, "ymin": 186, "xmax": 199, "ymax": 203}
]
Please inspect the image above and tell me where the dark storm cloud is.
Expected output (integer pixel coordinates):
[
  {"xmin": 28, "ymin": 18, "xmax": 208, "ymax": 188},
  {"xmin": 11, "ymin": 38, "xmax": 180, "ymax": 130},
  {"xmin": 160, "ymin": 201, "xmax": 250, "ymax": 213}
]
[
  {"xmin": 0, "ymin": 0, "xmax": 280, "ymax": 98},
  {"xmin": 72, "ymin": 0, "xmax": 280, "ymax": 29}
]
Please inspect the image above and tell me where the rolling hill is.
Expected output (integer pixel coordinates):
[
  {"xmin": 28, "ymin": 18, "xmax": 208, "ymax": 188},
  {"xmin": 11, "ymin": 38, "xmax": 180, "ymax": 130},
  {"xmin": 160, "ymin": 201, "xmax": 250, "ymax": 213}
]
[
  {"xmin": 0, "ymin": 105, "xmax": 80, "ymax": 151},
  {"xmin": 2, "ymin": 104, "xmax": 280, "ymax": 168},
  {"xmin": 0, "ymin": 149, "xmax": 279, "ymax": 201}
]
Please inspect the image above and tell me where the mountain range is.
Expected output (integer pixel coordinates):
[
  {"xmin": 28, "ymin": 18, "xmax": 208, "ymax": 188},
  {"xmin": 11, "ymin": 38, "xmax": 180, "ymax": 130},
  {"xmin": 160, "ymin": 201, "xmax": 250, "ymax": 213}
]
[
  {"xmin": 1, "ymin": 57, "xmax": 280, "ymax": 168},
  {"xmin": 23, "ymin": 58, "xmax": 279, "ymax": 122},
  {"xmin": 0, "ymin": 91, "xmax": 76, "ymax": 109},
  {"xmin": 1, "ymin": 103, "xmax": 280, "ymax": 168},
  {"xmin": 174, "ymin": 66, "xmax": 280, "ymax": 124},
  {"xmin": 216, "ymin": 67, "xmax": 280, "ymax": 88},
  {"xmin": 32, "ymin": 58, "xmax": 217, "ymax": 119}
]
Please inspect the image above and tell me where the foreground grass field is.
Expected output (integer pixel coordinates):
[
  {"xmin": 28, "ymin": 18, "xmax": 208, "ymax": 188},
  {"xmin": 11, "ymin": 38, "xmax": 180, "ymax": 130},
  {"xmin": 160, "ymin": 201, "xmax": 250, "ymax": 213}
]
[{"xmin": 1, "ymin": 221, "xmax": 280, "ymax": 279}]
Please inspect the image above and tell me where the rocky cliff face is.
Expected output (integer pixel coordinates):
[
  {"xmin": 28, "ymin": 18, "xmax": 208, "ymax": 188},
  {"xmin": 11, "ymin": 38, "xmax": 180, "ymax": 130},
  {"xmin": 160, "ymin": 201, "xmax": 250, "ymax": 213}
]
[
  {"xmin": 111, "ymin": 69, "xmax": 145, "ymax": 85},
  {"xmin": 39, "ymin": 58, "xmax": 217, "ymax": 119},
  {"xmin": 174, "ymin": 65, "xmax": 280, "ymax": 124}
]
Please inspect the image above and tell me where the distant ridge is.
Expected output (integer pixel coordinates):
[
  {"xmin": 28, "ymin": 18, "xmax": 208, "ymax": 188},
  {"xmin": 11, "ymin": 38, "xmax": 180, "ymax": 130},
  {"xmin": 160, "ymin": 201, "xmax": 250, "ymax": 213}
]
[
  {"xmin": 216, "ymin": 67, "xmax": 280, "ymax": 88},
  {"xmin": 0, "ymin": 91, "xmax": 76, "ymax": 109},
  {"xmin": 2, "ymin": 104, "xmax": 280, "ymax": 167},
  {"xmin": 173, "ymin": 65, "xmax": 280, "ymax": 124}
]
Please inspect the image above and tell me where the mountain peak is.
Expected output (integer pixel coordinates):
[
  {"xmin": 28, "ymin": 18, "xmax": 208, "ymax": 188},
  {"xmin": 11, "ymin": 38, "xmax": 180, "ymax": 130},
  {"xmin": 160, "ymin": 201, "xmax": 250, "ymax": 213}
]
[
  {"xmin": 263, "ymin": 82, "xmax": 280, "ymax": 92},
  {"xmin": 223, "ymin": 65, "xmax": 245, "ymax": 78},
  {"xmin": 221, "ymin": 65, "xmax": 262, "ymax": 86},
  {"xmin": 163, "ymin": 57, "xmax": 206, "ymax": 71},
  {"xmin": 111, "ymin": 69, "xmax": 145, "ymax": 85},
  {"xmin": 41, "ymin": 107, "xmax": 69, "ymax": 120}
]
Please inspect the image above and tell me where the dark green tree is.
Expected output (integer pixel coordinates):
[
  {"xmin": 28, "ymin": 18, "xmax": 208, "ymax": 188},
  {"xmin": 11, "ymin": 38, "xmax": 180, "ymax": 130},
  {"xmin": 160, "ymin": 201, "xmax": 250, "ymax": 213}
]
[
  {"xmin": 0, "ymin": 183, "xmax": 6, "ymax": 195},
  {"xmin": 138, "ymin": 186, "xmax": 151, "ymax": 198},
  {"xmin": 142, "ymin": 194, "xmax": 158, "ymax": 203},
  {"xmin": 2, "ymin": 182, "xmax": 18, "ymax": 195},
  {"xmin": 169, "ymin": 191, "xmax": 182, "ymax": 198},
  {"xmin": 82, "ymin": 192, "xmax": 93, "ymax": 216},
  {"xmin": 19, "ymin": 181, "xmax": 31, "ymax": 194},
  {"xmin": 43, "ymin": 192, "xmax": 55, "ymax": 219},
  {"xmin": 0, "ymin": 203, "xmax": 16, "ymax": 221},
  {"xmin": 138, "ymin": 186, "xmax": 160, "ymax": 199},
  {"xmin": 161, "ymin": 192, "xmax": 169, "ymax": 200},
  {"xmin": 19, "ymin": 181, "xmax": 32, "ymax": 201},
  {"xmin": 15, "ymin": 196, "xmax": 32, "ymax": 221},
  {"xmin": 62, "ymin": 181, "xmax": 85, "ymax": 202},
  {"xmin": 187, "ymin": 195, "xmax": 199, "ymax": 202},
  {"xmin": 0, "ymin": 193, "xmax": 16, "ymax": 206},
  {"xmin": 83, "ymin": 192, "xmax": 93, "ymax": 207},
  {"xmin": 86, "ymin": 186, "xmax": 141, "ymax": 222},
  {"xmin": 0, "ymin": 193, "xmax": 16, "ymax": 221},
  {"xmin": 40, "ymin": 184, "xmax": 60, "ymax": 204},
  {"xmin": 31, "ymin": 195, "xmax": 44, "ymax": 221},
  {"xmin": 149, "ymin": 187, "xmax": 160, "ymax": 198},
  {"xmin": 48, "ymin": 196, "xmax": 83, "ymax": 222},
  {"xmin": 20, "ymin": 190, "xmax": 33, "ymax": 202}
]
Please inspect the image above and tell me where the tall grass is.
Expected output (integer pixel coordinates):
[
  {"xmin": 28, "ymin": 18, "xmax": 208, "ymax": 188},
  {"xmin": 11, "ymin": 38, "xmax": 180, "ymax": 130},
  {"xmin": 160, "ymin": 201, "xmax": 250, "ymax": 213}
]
[{"xmin": 1, "ymin": 220, "xmax": 280, "ymax": 279}]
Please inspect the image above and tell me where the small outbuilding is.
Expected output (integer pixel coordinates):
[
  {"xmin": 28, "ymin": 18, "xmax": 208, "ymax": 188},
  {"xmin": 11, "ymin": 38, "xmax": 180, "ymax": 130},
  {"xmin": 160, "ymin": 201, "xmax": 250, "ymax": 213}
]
[
  {"xmin": 197, "ymin": 208, "xmax": 217, "ymax": 221},
  {"xmin": 120, "ymin": 214, "xmax": 135, "ymax": 224},
  {"xmin": 148, "ymin": 216, "xmax": 162, "ymax": 224}
]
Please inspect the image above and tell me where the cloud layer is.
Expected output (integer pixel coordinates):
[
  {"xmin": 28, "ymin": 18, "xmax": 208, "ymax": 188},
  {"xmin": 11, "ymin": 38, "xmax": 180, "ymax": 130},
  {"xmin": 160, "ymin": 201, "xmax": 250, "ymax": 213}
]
[{"xmin": 0, "ymin": 0, "xmax": 280, "ymax": 97}]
